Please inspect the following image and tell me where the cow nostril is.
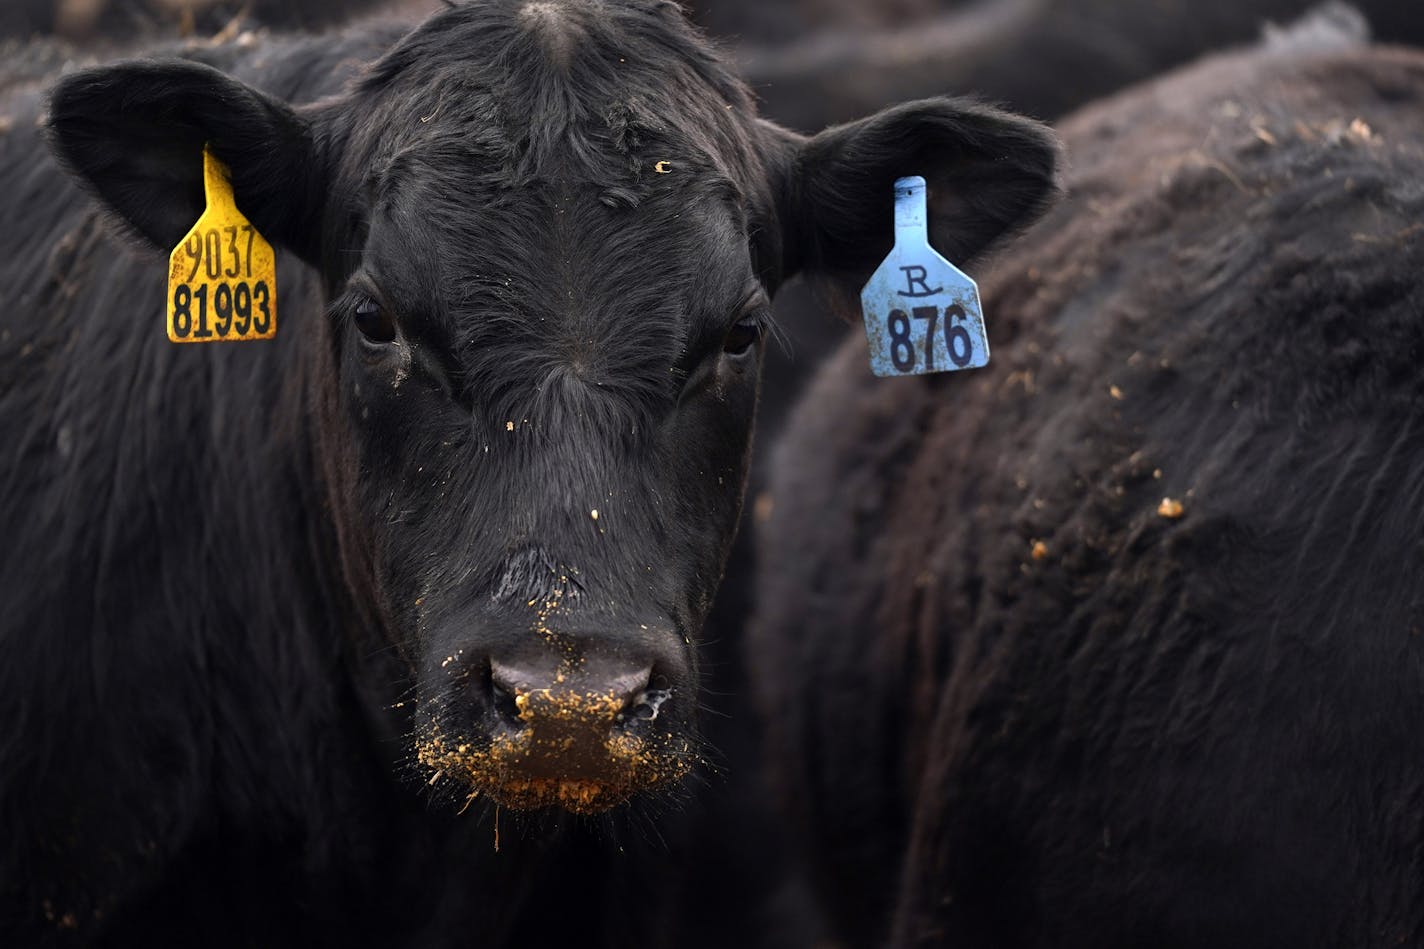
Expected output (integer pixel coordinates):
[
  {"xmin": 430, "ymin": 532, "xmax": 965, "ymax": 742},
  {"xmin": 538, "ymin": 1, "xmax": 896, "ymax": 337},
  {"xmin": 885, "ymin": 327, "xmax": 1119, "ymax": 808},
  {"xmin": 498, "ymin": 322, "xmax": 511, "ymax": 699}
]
[
  {"xmin": 620, "ymin": 688, "xmax": 671, "ymax": 724},
  {"xmin": 617, "ymin": 666, "xmax": 673, "ymax": 726},
  {"xmin": 487, "ymin": 669, "xmax": 523, "ymax": 729}
]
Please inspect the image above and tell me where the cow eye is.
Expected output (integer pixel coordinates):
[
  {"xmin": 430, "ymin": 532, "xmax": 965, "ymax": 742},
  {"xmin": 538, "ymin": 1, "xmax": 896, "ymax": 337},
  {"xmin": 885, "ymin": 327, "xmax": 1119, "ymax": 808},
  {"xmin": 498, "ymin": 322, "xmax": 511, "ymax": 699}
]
[
  {"xmin": 353, "ymin": 296, "xmax": 397, "ymax": 344},
  {"xmin": 723, "ymin": 313, "xmax": 763, "ymax": 356}
]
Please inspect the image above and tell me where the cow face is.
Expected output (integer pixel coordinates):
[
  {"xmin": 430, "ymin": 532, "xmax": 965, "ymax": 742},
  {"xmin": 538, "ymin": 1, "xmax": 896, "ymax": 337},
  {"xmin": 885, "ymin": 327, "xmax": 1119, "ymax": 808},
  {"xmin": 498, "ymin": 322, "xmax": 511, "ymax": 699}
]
[{"xmin": 48, "ymin": 0, "xmax": 1058, "ymax": 814}]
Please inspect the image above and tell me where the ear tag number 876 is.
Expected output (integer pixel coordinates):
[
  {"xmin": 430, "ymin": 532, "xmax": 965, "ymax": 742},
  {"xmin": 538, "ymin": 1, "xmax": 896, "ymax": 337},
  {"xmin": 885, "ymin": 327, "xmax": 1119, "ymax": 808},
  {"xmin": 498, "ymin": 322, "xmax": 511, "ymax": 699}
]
[
  {"xmin": 860, "ymin": 175, "xmax": 989, "ymax": 377},
  {"xmin": 165, "ymin": 145, "xmax": 277, "ymax": 343}
]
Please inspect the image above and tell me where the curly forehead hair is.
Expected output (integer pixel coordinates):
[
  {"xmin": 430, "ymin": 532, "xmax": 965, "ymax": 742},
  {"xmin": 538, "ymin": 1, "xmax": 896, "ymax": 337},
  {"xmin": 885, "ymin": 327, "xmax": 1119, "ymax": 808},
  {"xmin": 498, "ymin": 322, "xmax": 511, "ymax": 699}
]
[{"xmin": 352, "ymin": 0, "xmax": 761, "ymax": 196}]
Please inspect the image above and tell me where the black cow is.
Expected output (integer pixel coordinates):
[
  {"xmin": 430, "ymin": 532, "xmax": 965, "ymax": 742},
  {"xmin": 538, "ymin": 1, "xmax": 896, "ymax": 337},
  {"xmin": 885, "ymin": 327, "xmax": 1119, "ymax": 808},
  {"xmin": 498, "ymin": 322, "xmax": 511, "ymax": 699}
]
[
  {"xmin": 752, "ymin": 31, "xmax": 1424, "ymax": 949},
  {"xmin": 739, "ymin": 0, "xmax": 1424, "ymax": 131},
  {"xmin": 0, "ymin": 0, "xmax": 406, "ymax": 41},
  {"xmin": 0, "ymin": 0, "xmax": 1058, "ymax": 944}
]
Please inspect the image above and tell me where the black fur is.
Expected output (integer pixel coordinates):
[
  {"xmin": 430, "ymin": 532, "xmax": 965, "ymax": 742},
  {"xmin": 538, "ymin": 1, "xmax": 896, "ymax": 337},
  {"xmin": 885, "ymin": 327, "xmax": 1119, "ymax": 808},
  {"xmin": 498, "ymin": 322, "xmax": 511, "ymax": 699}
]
[
  {"xmin": 740, "ymin": 0, "xmax": 1424, "ymax": 130},
  {"xmin": 0, "ymin": 0, "xmax": 394, "ymax": 42},
  {"xmin": 0, "ymin": 0, "xmax": 1059, "ymax": 944},
  {"xmin": 752, "ymin": 41, "xmax": 1424, "ymax": 949}
]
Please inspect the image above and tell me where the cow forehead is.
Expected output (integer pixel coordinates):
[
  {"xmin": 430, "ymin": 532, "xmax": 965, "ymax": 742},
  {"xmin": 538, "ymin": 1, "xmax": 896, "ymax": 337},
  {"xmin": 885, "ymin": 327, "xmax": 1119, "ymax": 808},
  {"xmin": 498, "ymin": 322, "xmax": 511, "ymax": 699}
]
[
  {"xmin": 348, "ymin": 195, "xmax": 746, "ymax": 438},
  {"xmin": 362, "ymin": 0, "xmax": 752, "ymax": 101},
  {"xmin": 363, "ymin": 172, "xmax": 749, "ymax": 343},
  {"xmin": 350, "ymin": 0, "xmax": 760, "ymax": 198},
  {"xmin": 350, "ymin": 177, "xmax": 752, "ymax": 433}
]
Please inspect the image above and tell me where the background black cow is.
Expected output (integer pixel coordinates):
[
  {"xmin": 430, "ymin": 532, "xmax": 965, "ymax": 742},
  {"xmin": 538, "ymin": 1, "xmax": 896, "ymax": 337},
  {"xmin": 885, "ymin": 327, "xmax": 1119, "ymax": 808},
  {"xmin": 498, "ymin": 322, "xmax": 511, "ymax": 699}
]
[
  {"xmin": 737, "ymin": 0, "xmax": 1424, "ymax": 130},
  {"xmin": 0, "ymin": 0, "xmax": 1059, "ymax": 944},
  {"xmin": 751, "ymin": 27, "xmax": 1424, "ymax": 949},
  {"xmin": 0, "ymin": 0, "xmax": 398, "ymax": 40}
]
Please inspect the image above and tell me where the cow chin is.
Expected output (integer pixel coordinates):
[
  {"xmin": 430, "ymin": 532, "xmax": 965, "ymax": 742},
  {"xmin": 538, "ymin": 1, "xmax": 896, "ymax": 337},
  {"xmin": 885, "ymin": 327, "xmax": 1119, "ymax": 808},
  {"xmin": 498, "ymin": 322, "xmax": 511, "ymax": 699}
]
[{"xmin": 415, "ymin": 688, "xmax": 697, "ymax": 815}]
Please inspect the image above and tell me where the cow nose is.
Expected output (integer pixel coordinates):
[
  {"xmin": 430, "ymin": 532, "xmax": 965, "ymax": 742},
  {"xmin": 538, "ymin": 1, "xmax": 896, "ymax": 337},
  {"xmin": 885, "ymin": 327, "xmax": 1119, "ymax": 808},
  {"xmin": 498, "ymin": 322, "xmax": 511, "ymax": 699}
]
[
  {"xmin": 418, "ymin": 634, "xmax": 693, "ymax": 813},
  {"xmin": 486, "ymin": 657, "xmax": 658, "ymax": 735}
]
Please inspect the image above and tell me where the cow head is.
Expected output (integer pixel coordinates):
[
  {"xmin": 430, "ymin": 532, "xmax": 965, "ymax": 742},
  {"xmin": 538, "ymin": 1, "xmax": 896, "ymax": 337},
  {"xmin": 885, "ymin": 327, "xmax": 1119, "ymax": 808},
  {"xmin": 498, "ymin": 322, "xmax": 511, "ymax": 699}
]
[{"xmin": 47, "ymin": 0, "xmax": 1058, "ymax": 814}]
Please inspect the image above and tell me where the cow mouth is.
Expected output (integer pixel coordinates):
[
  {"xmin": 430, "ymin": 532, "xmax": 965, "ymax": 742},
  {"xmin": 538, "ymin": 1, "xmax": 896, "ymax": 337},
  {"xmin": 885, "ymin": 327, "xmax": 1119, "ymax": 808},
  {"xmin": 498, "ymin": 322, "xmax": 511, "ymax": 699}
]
[{"xmin": 416, "ymin": 688, "xmax": 696, "ymax": 815}]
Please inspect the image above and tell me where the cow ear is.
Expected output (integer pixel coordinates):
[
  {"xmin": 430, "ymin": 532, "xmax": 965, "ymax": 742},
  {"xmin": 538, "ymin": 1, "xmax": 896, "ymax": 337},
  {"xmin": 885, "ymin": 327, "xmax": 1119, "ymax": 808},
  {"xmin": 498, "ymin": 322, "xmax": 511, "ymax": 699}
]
[
  {"xmin": 47, "ymin": 60, "xmax": 328, "ymax": 264},
  {"xmin": 763, "ymin": 97, "xmax": 1061, "ymax": 293}
]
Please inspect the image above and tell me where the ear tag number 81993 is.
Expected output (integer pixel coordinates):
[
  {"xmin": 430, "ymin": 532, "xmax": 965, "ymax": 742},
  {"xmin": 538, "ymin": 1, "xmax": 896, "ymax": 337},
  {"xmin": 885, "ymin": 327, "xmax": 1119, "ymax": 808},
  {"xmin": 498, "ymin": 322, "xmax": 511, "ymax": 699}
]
[
  {"xmin": 165, "ymin": 146, "xmax": 277, "ymax": 343},
  {"xmin": 860, "ymin": 176, "xmax": 988, "ymax": 377}
]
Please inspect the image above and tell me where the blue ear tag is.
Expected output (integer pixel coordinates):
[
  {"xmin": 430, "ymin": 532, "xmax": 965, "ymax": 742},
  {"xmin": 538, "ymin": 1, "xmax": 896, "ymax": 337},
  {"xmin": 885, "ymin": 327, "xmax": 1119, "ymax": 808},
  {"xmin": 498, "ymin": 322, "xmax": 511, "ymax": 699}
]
[{"xmin": 860, "ymin": 176, "xmax": 989, "ymax": 377}]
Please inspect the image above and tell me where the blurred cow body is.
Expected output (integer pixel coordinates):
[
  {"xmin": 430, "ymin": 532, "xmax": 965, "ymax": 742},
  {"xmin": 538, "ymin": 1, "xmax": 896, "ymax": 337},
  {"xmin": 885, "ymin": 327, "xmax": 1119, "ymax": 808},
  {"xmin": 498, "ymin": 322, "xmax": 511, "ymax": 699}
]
[
  {"xmin": 0, "ymin": 0, "xmax": 406, "ymax": 40},
  {"xmin": 753, "ymin": 37, "xmax": 1424, "ymax": 949},
  {"xmin": 741, "ymin": 0, "xmax": 1424, "ymax": 130}
]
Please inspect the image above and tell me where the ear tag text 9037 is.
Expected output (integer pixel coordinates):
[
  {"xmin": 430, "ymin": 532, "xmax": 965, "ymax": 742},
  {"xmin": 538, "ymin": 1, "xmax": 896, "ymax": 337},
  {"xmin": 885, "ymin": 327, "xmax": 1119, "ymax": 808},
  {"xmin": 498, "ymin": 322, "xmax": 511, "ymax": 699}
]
[
  {"xmin": 166, "ymin": 146, "xmax": 277, "ymax": 343},
  {"xmin": 860, "ymin": 176, "xmax": 988, "ymax": 376}
]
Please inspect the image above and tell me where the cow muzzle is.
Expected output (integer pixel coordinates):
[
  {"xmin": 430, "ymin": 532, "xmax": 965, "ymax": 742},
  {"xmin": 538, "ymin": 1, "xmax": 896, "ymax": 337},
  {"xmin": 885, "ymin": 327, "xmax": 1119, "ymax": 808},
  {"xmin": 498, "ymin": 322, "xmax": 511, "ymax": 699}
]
[{"xmin": 416, "ymin": 638, "xmax": 694, "ymax": 814}]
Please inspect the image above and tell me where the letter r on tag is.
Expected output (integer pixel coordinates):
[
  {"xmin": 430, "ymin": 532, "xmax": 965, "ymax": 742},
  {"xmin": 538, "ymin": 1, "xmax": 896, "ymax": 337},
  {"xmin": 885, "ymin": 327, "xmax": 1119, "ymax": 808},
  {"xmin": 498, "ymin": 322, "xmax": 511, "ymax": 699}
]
[{"xmin": 899, "ymin": 265, "xmax": 941, "ymax": 297}]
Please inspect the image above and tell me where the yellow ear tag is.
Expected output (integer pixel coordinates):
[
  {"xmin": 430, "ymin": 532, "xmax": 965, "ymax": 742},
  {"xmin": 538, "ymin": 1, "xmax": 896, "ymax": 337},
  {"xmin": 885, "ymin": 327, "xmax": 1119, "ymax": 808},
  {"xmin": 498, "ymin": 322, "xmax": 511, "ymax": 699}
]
[{"xmin": 166, "ymin": 146, "xmax": 277, "ymax": 343}]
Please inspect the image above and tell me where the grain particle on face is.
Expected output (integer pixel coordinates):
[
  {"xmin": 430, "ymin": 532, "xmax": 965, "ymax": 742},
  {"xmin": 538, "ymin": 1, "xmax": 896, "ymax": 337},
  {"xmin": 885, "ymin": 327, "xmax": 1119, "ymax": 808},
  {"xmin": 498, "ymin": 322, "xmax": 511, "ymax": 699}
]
[
  {"xmin": 1157, "ymin": 497, "xmax": 1185, "ymax": 519},
  {"xmin": 590, "ymin": 509, "xmax": 599, "ymax": 521},
  {"xmin": 1030, "ymin": 540, "xmax": 1049, "ymax": 561},
  {"xmin": 1109, "ymin": 384, "xmax": 1124, "ymax": 400},
  {"xmin": 505, "ymin": 421, "xmax": 515, "ymax": 431}
]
